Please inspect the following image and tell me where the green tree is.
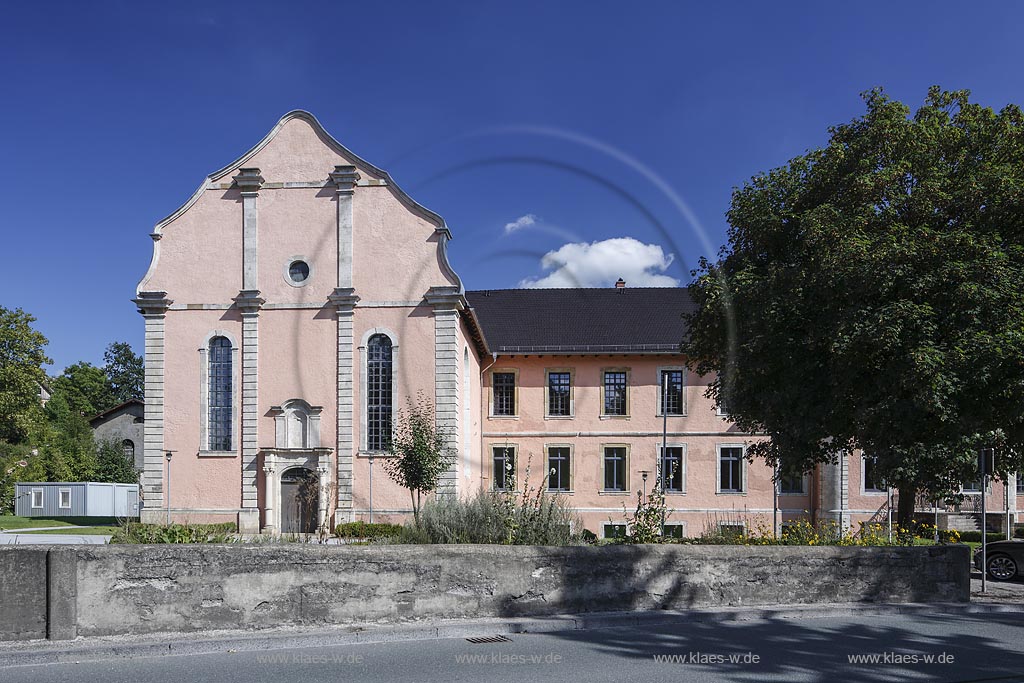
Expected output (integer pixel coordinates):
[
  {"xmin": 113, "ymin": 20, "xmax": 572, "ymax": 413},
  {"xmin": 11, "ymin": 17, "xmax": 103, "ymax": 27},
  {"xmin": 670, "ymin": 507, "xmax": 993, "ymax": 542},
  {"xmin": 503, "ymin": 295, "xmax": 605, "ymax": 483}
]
[
  {"xmin": 50, "ymin": 362, "xmax": 112, "ymax": 417},
  {"xmin": 103, "ymin": 341, "xmax": 144, "ymax": 404},
  {"xmin": 39, "ymin": 392, "xmax": 96, "ymax": 481},
  {"xmin": 0, "ymin": 307, "xmax": 51, "ymax": 444},
  {"xmin": 684, "ymin": 87, "xmax": 1024, "ymax": 525},
  {"xmin": 94, "ymin": 439, "xmax": 139, "ymax": 484},
  {"xmin": 382, "ymin": 392, "xmax": 455, "ymax": 526}
]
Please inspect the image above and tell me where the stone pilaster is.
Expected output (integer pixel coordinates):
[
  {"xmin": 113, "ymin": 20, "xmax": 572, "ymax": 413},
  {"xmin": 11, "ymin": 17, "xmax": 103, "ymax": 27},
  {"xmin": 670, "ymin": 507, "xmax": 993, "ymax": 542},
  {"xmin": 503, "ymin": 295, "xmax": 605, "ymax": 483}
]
[
  {"xmin": 262, "ymin": 455, "xmax": 278, "ymax": 534},
  {"xmin": 330, "ymin": 288, "xmax": 359, "ymax": 521},
  {"xmin": 234, "ymin": 168, "xmax": 264, "ymax": 291},
  {"xmin": 330, "ymin": 165, "xmax": 360, "ymax": 290},
  {"xmin": 818, "ymin": 452, "xmax": 850, "ymax": 531},
  {"xmin": 426, "ymin": 287, "xmax": 464, "ymax": 497},
  {"xmin": 234, "ymin": 290, "xmax": 265, "ymax": 533},
  {"xmin": 132, "ymin": 291, "xmax": 173, "ymax": 524}
]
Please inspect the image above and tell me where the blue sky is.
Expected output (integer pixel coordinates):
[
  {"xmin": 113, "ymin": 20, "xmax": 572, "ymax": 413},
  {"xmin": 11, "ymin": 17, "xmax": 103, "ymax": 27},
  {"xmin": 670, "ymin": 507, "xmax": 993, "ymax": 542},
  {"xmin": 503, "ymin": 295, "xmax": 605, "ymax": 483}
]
[{"xmin": 2, "ymin": 1, "xmax": 1023, "ymax": 372}]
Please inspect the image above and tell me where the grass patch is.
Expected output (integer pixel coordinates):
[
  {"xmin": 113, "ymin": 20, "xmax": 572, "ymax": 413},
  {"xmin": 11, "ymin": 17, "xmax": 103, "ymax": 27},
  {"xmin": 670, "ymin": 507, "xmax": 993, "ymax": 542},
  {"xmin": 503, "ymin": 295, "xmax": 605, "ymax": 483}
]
[
  {"xmin": 0, "ymin": 515, "xmax": 120, "ymax": 530},
  {"xmin": 19, "ymin": 526, "xmax": 118, "ymax": 535}
]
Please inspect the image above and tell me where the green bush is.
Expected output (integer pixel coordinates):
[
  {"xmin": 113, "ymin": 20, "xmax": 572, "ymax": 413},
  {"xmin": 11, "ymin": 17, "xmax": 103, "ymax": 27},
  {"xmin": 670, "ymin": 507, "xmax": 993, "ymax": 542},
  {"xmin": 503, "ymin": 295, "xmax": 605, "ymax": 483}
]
[
  {"xmin": 409, "ymin": 489, "xmax": 581, "ymax": 545},
  {"xmin": 1014, "ymin": 526, "xmax": 1024, "ymax": 539},
  {"xmin": 383, "ymin": 524, "xmax": 432, "ymax": 544},
  {"xmin": 957, "ymin": 531, "xmax": 1009, "ymax": 544},
  {"xmin": 109, "ymin": 521, "xmax": 237, "ymax": 544},
  {"xmin": 334, "ymin": 521, "xmax": 403, "ymax": 541}
]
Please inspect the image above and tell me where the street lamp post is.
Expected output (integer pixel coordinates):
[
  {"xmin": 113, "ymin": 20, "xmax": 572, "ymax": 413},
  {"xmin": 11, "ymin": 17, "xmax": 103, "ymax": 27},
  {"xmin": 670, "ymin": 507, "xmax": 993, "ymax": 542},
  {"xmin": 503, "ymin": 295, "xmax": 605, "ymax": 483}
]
[
  {"xmin": 640, "ymin": 470, "xmax": 649, "ymax": 499},
  {"xmin": 165, "ymin": 451, "xmax": 174, "ymax": 525}
]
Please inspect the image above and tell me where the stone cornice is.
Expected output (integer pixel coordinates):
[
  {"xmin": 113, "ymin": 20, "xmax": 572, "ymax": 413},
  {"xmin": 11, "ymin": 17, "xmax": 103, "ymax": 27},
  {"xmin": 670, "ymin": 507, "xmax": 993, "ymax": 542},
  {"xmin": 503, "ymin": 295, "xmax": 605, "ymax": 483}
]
[
  {"xmin": 425, "ymin": 286, "xmax": 466, "ymax": 311},
  {"xmin": 328, "ymin": 287, "xmax": 360, "ymax": 311},
  {"xmin": 232, "ymin": 289, "xmax": 266, "ymax": 315},
  {"xmin": 329, "ymin": 165, "xmax": 361, "ymax": 192},
  {"xmin": 232, "ymin": 168, "xmax": 265, "ymax": 195},
  {"xmin": 132, "ymin": 291, "xmax": 174, "ymax": 316}
]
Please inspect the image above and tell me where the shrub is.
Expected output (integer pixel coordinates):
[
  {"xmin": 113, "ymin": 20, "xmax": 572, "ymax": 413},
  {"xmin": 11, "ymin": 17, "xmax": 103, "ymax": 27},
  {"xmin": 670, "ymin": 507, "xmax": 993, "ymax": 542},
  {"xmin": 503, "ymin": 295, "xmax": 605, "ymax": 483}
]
[
  {"xmin": 411, "ymin": 488, "xmax": 581, "ymax": 546},
  {"xmin": 957, "ymin": 531, "xmax": 1008, "ymax": 544},
  {"xmin": 1015, "ymin": 526, "xmax": 1024, "ymax": 539},
  {"xmin": 334, "ymin": 521, "xmax": 403, "ymax": 541},
  {"xmin": 109, "ymin": 521, "xmax": 236, "ymax": 544}
]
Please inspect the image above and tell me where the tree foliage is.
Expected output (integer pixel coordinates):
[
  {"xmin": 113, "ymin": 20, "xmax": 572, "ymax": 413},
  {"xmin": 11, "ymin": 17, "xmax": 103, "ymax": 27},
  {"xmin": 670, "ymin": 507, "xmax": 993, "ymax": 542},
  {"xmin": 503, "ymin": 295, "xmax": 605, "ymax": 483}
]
[
  {"xmin": 684, "ymin": 87, "xmax": 1024, "ymax": 522},
  {"xmin": 103, "ymin": 341, "xmax": 144, "ymax": 405},
  {"xmin": 95, "ymin": 439, "xmax": 139, "ymax": 484},
  {"xmin": 382, "ymin": 392, "xmax": 455, "ymax": 525},
  {"xmin": 0, "ymin": 307, "xmax": 51, "ymax": 444}
]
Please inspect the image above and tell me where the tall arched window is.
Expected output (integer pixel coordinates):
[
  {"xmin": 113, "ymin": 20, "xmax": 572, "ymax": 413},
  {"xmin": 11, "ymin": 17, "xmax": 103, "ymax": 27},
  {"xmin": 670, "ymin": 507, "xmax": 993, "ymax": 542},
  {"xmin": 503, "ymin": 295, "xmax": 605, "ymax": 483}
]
[
  {"xmin": 122, "ymin": 439, "xmax": 135, "ymax": 461},
  {"xmin": 208, "ymin": 336, "xmax": 233, "ymax": 451},
  {"xmin": 366, "ymin": 334, "xmax": 393, "ymax": 451}
]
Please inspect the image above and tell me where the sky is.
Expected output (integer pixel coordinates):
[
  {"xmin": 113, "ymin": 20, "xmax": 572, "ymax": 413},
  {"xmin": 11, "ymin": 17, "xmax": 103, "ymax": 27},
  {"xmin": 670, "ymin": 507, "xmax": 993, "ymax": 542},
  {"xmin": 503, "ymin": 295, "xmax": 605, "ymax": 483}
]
[{"xmin": 2, "ymin": 1, "xmax": 1023, "ymax": 372}]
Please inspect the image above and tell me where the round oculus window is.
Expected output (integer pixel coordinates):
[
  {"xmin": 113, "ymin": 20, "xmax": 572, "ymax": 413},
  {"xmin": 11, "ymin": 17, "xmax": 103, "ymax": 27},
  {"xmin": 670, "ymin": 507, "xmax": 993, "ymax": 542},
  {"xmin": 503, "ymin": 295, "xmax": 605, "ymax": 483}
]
[{"xmin": 288, "ymin": 260, "xmax": 310, "ymax": 283}]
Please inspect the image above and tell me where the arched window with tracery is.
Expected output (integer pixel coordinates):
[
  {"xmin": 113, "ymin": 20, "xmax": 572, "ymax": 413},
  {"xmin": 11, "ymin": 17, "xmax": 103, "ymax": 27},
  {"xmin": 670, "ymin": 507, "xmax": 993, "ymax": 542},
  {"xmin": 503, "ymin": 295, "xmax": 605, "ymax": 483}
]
[
  {"xmin": 208, "ymin": 336, "xmax": 233, "ymax": 451},
  {"xmin": 366, "ymin": 334, "xmax": 393, "ymax": 451}
]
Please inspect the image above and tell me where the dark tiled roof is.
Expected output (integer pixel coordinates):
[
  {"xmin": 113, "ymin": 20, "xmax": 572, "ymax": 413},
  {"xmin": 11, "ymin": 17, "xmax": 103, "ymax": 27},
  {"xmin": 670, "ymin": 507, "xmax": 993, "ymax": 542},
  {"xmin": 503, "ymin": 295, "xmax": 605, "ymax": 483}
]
[
  {"xmin": 88, "ymin": 398, "xmax": 145, "ymax": 425},
  {"xmin": 465, "ymin": 287, "xmax": 694, "ymax": 354}
]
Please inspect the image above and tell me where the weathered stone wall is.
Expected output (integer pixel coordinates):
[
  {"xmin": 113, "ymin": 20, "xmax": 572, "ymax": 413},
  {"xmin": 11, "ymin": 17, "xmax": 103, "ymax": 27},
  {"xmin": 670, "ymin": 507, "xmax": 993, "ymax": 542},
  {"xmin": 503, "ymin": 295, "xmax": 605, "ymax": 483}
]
[{"xmin": 0, "ymin": 544, "xmax": 970, "ymax": 641}]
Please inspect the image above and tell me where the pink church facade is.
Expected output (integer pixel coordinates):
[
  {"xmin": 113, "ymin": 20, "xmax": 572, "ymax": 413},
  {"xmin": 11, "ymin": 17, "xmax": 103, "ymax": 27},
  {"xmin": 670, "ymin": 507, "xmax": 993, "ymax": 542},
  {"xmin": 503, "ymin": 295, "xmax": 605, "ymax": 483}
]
[{"xmin": 135, "ymin": 111, "xmax": 1021, "ymax": 537}]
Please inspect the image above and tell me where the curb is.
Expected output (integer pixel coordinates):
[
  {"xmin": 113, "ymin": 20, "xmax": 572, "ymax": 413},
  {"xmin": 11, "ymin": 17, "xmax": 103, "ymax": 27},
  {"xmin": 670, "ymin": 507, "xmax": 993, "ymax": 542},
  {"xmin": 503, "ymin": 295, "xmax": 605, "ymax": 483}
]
[{"xmin": 1, "ymin": 601, "xmax": 1022, "ymax": 668}]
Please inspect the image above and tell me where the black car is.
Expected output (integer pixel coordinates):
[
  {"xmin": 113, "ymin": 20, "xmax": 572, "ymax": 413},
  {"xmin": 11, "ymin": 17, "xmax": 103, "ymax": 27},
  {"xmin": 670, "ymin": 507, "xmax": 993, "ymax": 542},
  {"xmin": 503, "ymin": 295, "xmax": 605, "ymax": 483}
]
[{"xmin": 974, "ymin": 540, "xmax": 1024, "ymax": 581}]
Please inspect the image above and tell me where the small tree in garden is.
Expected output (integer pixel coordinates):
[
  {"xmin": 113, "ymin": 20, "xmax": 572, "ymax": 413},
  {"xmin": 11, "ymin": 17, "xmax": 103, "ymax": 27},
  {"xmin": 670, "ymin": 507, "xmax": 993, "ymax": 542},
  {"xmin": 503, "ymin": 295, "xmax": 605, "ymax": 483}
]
[{"xmin": 382, "ymin": 392, "xmax": 455, "ymax": 526}]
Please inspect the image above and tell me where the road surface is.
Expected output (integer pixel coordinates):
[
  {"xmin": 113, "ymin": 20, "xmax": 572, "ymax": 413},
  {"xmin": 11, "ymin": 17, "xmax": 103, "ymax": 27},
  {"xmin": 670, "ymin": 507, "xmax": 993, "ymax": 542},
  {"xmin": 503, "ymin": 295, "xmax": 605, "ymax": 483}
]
[{"xmin": 4, "ymin": 610, "xmax": 1023, "ymax": 682}]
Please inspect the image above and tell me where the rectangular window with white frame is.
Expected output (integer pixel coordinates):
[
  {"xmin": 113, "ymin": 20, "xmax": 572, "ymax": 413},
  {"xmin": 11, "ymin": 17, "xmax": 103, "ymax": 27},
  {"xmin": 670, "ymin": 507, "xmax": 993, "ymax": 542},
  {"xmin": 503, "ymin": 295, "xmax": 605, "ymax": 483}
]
[
  {"xmin": 778, "ymin": 470, "xmax": 806, "ymax": 495},
  {"xmin": 604, "ymin": 523, "xmax": 626, "ymax": 539},
  {"xmin": 663, "ymin": 524, "xmax": 686, "ymax": 539},
  {"xmin": 547, "ymin": 445, "xmax": 572, "ymax": 492},
  {"xmin": 659, "ymin": 444, "xmax": 686, "ymax": 493},
  {"xmin": 602, "ymin": 445, "xmax": 628, "ymax": 492},
  {"xmin": 718, "ymin": 445, "xmax": 745, "ymax": 493},
  {"xmin": 1017, "ymin": 473, "xmax": 1023, "ymax": 495},
  {"xmin": 602, "ymin": 369, "xmax": 629, "ymax": 417},
  {"xmin": 491, "ymin": 371, "xmax": 517, "ymax": 417},
  {"xmin": 658, "ymin": 368, "xmax": 685, "ymax": 416},
  {"xmin": 491, "ymin": 445, "xmax": 516, "ymax": 491},
  {"xmin": 58, "ymin": 488, "xmax": 71, "ymax": 509},
  {"xmin": 546, "ymin": 369, "xmax": 573, "ymax": 417},
  {"xmin": 31, "ymin": 488, "xmax": 43, "ymax": 509},
  {"xmin": 862, "ymin": 455, "xmax": 885, "ymax": 493}
]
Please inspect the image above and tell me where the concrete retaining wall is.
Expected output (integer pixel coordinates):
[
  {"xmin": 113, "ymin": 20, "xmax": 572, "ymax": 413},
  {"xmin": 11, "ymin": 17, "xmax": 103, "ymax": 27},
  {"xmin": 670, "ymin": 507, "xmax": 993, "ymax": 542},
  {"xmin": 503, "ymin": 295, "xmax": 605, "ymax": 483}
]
[{"xmin": 0, "ymin": 544, "xmax": 970, "ymax": 641}]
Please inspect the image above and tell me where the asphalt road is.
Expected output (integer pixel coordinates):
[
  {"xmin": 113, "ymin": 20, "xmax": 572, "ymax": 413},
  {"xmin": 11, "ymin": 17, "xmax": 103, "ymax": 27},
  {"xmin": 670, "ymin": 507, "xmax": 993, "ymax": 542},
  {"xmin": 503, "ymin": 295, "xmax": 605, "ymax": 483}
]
[{"xmin": 5, "ymin": 611, "xmax": 1024, "ymax": 683}]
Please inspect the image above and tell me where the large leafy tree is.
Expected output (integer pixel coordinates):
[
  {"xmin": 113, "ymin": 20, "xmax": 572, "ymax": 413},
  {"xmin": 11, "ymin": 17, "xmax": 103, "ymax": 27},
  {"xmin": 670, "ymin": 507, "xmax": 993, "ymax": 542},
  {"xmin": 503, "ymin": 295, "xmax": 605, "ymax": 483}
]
[
  {"xmin": 0, "ymin": 307, "xmax": 51, "ymax": 444},
  {"xmin": 685, "ymin": 87, "xmax": 1024, "ymax": 525},
  {"xmin": 51, "ymin": 362, "xmax": 112, "ymax": 417},
  {"xmin": 103, "ymin": 341, "xmax": 144, "ymax": 404}
]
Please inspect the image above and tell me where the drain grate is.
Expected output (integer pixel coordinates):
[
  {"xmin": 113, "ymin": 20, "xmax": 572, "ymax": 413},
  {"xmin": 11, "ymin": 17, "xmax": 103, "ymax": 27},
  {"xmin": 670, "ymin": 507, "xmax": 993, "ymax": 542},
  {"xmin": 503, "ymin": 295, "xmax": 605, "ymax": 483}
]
[{"xmin": 465, "ymin": 635, "xmax": 512, "ymax": 644}]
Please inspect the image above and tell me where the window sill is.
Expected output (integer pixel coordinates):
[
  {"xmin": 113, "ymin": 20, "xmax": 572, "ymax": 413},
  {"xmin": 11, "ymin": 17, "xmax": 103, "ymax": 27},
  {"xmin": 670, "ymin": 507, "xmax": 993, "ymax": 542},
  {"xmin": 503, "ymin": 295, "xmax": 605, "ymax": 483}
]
[
  {"xmin": 862, "ymin": 491, "xmax": 888, "ymax": 496},
  {"xmin": 488, "ymin": 415, "xmax": 520, "ymax": 420},
  {"xmin": 598, "ymin": 490, "xmax": 631, "ymax": 496},
  {"xmin": 778, "ymin": 492, "xmax": 808, "ymax": 497},
  {"xmin": 600, "ymin": 415, "xmax": 630, "ymax": 420},
  {"xmin": 198, "ymin": 451, "xmax": 237, "ymax": 458},
  {"xmin": 547, "ymin": 489, "xmax": 574, "ymax": 495},
  {"xmin": 358, "ymin": 451, "xmax": 396, "ymax": 459},
  {"xmin": 716, "ymin": 491, "xmax": 746, "ymax": 496},
  {"xmin": 544, "ymin": 415, "xmax": 574, "ymax": 420},
  {"xmin": 655, "ymin": 413, "xmax": 688, "ymax": 418}
]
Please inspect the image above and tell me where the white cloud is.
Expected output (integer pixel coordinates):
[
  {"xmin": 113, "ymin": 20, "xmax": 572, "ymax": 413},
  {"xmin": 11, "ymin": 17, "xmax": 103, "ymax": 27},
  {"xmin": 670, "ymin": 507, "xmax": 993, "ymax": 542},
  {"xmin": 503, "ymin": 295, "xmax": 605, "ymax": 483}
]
[
  {"xmin": 504, "ymin": 214, "xmax": 537, "ymax": 234},
  {"xmin": 518, "ymin": 237, "xmax": 680, "ymax": 288}
]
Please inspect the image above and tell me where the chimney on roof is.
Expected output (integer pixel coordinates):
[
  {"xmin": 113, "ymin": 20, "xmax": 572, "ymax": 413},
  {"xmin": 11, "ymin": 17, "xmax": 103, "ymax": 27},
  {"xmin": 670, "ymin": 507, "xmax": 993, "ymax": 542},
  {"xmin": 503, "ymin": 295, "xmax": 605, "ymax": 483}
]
[{"xmin": 615, "ymin": 278, "xmax": 626, "ymax": 289}]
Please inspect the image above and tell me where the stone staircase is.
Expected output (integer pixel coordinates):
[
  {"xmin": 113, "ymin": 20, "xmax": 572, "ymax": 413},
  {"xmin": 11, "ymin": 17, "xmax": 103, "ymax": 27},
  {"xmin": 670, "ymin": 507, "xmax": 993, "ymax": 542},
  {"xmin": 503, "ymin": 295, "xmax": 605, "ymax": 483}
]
[{"xmin": 943, "ymin": 513, "xmax": 983, "ymax": 532}]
